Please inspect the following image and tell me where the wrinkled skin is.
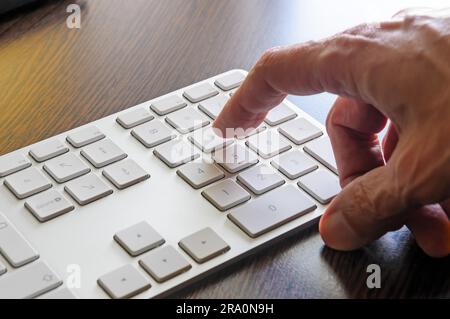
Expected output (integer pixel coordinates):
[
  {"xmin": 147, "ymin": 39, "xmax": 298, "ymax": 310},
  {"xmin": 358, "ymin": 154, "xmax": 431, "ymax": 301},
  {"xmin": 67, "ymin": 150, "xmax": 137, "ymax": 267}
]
[{"xmin": 213, "ymin": 8, "xmax": 450, "ymax": 257}]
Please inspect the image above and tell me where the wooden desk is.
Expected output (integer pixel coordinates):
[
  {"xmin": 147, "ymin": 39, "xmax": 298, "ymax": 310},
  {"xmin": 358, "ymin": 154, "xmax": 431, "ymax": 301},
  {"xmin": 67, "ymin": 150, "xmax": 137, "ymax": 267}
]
[{"xmin": 0, "ymin": 0, "xmax": 449, "ymax": 298}]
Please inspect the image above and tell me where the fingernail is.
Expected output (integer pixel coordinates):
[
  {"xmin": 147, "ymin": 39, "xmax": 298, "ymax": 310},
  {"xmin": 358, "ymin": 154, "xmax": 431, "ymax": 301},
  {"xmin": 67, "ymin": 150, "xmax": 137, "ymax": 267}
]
[{"xmin": 319, "ymin": 210, "xmax": 365, "ymax": 251}]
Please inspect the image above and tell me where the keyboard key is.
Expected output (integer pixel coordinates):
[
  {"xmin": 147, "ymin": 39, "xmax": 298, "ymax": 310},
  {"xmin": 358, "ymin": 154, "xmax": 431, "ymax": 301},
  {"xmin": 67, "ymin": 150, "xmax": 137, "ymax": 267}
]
[
  {"xmin": 150, "ymin": 94, "xmax": 187, "ymax": 116},
  {"xmin": 179, "ymin": 228, "xmax": 230, "ymax": 264},
  {"xmin": 0, "ymin": 153, "xmax": 31, "ymax": 177},
  {"xmin": 246, "ymin": 130, "xmax": 292, "ymax": 159},
  {"xmin": 38, "ymin": 287, "xmax": 78, "ymax": 299},
  {"xmin": 102, "ymin": 159, "xmax": 150, "ymax": 190},
  {"xmin": 116, "ymin": 108, "xmax": 154, "ymax": 129},
  {"xmin": 25, "ymin": 190, "xmax": 74, "ymax": 222},
  {"xmin": 298, "ymin": 169, "xmax": 341, "ymax": 204},
  {"xmin": 153, "ymin": 139, "xmax": 200, "ymax": 168},
  {"xmin": 228, "ymin": 185, "xmax": 317, "ymax": 238},
  {"xmin": 278, "ymin": 118, "xmax": 323, "ymax": 145},
  {"xmin": 29, "ymin": 139, "xmax": 69, "ymax": 162},
  {"xmin": 183, "ymin": 82, "xmax": 219, "ymax": 103},
  {"xmin": 81, "ymin": 139, "xmax": 127, "ymax": 168},
  {"xmin": 0, "ymin": 261, "xmax": 5, "ymax": 276},
  {"xmin": 43, "ymin": 153, "xmax": 91, "ymax": 183},
  {"xmin": 202, "ymin": 179, "xmax": 250, "ymax": 211},
  {"xmin": 4, "ymin": 167, "xmax": 52, "ymax": 199},
  {"xmin": 265, "ymin": 102, "xmax": 298, "ymax": 126},
  {"xmin": 98, "ymin": 264, "xmax": 151, "ymax": 299},
  {"xmin": 114, "ymin": 221, "xmax": 165, "ymax": 257},
  {"xmin": 165, "ymin": 108, "xmax": 210, "ymax": 134},
  {"xmin": 271, "ymin": 150, "xmax": 318, "ymax": 179},
  {"xmin": 131, "ymin": 121, "xmax": 176, "ymax": 148},
  {"xmin": 237, "ymin": 164, "xmax": 285, "ymax": 195},
  {"xmin": 214, "ymin": 71, "xmax": 245, "ymax": 91},
  {"xmin": 198, "ymin": 95, "xmax": 229, "ymax": 119},
  {"xmin": 177, "ymin": 161, "xmax": 224, "ymax": 189},
  {"xmin": 212, "ymin": 144, "xmax": 259, "ymax": 174},
  {"xmin": 66, "ymin": 126, "xmax": 105, "ymax": 148},
  {"xmin": 303, "ymin": 137, "xmax": 338, "ymax": 174},
  {"xmin": 188, "ymin": 127, "xmax": 233, "ymax": 153},
  {"xmin": 0, "ymin": 261, "xmax": 62, "ymax": 299},
  {"xmin": 64, "ymin": 173, "xmax": 113, "ymax": 206},
  {"xmin": 235, "ymin": 123, "xmax": 267, "ymax": 139},
  {"xmin": 139, "ymin": 245, "xmax": 191, "ymax": 283},
  {"xmin": 0, "ymin": 213, "xmax": 39, "ymax": 268}
]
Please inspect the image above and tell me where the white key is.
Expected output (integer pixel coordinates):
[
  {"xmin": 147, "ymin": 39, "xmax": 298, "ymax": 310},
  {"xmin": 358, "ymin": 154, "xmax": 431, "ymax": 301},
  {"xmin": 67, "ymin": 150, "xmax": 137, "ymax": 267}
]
[
  {"xmin": 202, "ymin": 179, "xmax": 250, "ymax": 211},
  {"xmin": 64, "ymin": 173, "xmax": 113, "ymax": 206},
  {"xmin": 235, "ymin": 123, "xmax": 267, "ymax": 140},
  {"xmin": 0, "ymin": 260, "xmax": 5, "ymax": 276},
  {"xmin": 66, "ymin": 126, "xmax": 105, "ymax": 148},
  {"xmin": 81, "ymin": 139, "xmax": 127, "ymax": 168},
  {"xmin": 114, "ymin": 221, "xmax": 165, "ymax": 257},
  {"xmin": 214, "ymin": 71, "xmax": 245, "ymax": 91},
  {"xmin": 177, "ymin": 161, "xmax": 224, "ymax": 189},
  {"xmin": 188, "ymin": 127, "xmax": 233, "ymax": 153},
  {"xmin": 237, "ymin": 164, "xmax": 285, "ymax": 195},
  {"xmin": 25, "ymin": 190, "xmax": 74, "ymax": 222},
  {"xmin": 278, "ymin": 118, "xmax": 323, "ymax": 145},
  {"xmin": 298, "ymin": 169, "xmax": 341, "ymax": 204},
  {"xmin": 139, "ymin": 245, "xmax": 191, "ymax": 283},
  {"xmin": 246, "ymin": 130, "xmax": 292, "ymax": 159},
  {"xmin": 116, "ymin": 108, "xmax": 154, "ymax": 129},
  {"xmin": 265, "ymin": 102, "xmax": 298, "ymax": 126},
  {"xmin": 165, "ymin": 108, "xmax": 210, "ymax": 134},
  {"xmin": 102, "ymin": 159, "xmax": 150, "ymax": 189},
  {"xmin": 212, "ymin": 144, "xmax": 259, "ymax": 174},
  {"xmin": 198, "ymin": 95, "xmax": 229, "ymax": 119},
  {"xmin": 43, "ymin": 153, "xmax": 91, "ymax": 183},
  {"xmin": 29, "ymin": 140, "xmax": 69, "ymax": 162},
  {"xmin": 4, "ymin": 167, "xmax": 52, "ymax": 199},
  {"xmin": 0, "ymin": 213, "xmax": 39, "ymax": 267},
  {"xmin": 183, "ymin": 82, "xmax": 219, "ymax": 103},
  {"xmin": 98, "ymin": 264, "xmax": 151, "ymax": 299},
  {"xmin": 0, "ymin": 153, "xmax": 31, "ymax": 177},
  {"xmin": 38, "ymin": 287, "xmax": 78, "ymax": 299},
  {"xmin": 0, "ymin": 261, "xmax": 62, "ymax": 299},
  {"xmin": 131, "ymin": 121, "xmax": 176, "ymax": 148},
  {"xmin": 304, "ymin": 137, "xmax": 338, "ymax": 174},
  {"xmin": 179, "ymin": 227, "xmax": 230, "ymax": 264},
  {"xmin": 150, "ymin": 94, "xmax": 187, "ymax": 115},
  {"xmin": 271, "ymin": 150, "xmax": 318, "ymax": 179},
  {"xmin": 153, "ymin": 139, "xmax": 200, "ymax": 168},
  {"xmin": 228, "ymin": 185, "xmax": 317, "ymax": 238}
]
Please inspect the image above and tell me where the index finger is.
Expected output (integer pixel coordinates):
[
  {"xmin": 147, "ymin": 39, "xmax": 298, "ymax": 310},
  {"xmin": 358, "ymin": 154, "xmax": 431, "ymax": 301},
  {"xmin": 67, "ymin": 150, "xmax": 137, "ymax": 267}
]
[{"xmin": 213, "ymin": 33, "xmax": 377, "ymax": 135}]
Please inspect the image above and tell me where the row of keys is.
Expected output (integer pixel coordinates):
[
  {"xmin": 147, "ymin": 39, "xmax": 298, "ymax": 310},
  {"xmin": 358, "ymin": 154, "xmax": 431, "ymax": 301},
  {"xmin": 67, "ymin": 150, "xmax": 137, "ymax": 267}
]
[
  {"xmin": 5, "ymin": 159, "xmax": 149, "ymax": 222},
  {"xmin": 201, "ymin": 166, "xmax": 340, "ymax": 213},
  {"xmin": 100, "ymin": 227, "xmax": 230, "ymax": 298}
]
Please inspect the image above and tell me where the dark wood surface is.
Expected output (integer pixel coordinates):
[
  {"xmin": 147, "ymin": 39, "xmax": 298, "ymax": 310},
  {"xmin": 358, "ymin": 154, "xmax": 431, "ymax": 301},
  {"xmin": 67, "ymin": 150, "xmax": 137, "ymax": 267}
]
[{"xmin": 0, "ymin": 0, "xmax": 449, "ymax": 298}]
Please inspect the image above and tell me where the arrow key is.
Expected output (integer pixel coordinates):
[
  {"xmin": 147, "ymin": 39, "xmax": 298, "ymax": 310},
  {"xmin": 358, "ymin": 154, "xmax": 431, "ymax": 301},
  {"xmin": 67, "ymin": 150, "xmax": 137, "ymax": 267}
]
[{"xmin": 64, "ymin": 173, "xmax": 113, "ymax": 205}]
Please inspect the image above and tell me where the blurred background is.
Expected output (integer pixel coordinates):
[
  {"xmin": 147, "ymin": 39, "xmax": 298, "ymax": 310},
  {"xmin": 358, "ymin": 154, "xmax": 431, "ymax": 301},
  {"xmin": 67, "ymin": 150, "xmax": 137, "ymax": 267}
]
[{"xmin": 1, "ymin": 0, "xmax": 449, "ymax": 154}]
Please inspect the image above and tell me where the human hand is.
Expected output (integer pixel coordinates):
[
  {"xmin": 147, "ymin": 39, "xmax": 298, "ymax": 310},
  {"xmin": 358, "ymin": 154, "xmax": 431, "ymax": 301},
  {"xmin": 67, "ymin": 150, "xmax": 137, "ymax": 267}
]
[{"xmin": 213, "ymin": 8, "xmax": 450, "ymax": 257}]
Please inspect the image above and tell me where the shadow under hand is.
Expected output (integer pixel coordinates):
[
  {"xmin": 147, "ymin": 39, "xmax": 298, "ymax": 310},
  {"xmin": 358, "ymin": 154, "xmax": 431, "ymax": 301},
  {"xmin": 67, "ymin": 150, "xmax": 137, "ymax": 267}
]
[{"xmin": 321, "ymin": 226, "xmax": 450, "ymax": 298}]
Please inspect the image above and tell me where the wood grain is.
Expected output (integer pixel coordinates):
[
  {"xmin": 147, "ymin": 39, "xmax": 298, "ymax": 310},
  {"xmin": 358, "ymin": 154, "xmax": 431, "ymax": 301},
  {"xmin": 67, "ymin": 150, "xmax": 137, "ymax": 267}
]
[{"xmin": 0, "ymin": 0, "xmax": 448, "ymax": 298}]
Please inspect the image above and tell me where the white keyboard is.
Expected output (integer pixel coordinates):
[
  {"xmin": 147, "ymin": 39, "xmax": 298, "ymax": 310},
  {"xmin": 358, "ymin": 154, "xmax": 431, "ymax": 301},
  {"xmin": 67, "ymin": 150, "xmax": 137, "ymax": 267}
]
[{"xmin": 0, "ymin": 70, "xmax": 340, "ymax": 299}]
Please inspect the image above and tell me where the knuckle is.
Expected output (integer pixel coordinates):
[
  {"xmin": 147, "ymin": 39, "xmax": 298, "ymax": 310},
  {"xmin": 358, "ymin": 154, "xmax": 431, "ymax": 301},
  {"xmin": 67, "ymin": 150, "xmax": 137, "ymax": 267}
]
[
  {"xmin": 256, "ymin": 47, "xmax": 281, "ymax": 70},
  {"xmin": 343, "ymin": 23, "xmax": 377, "ymax": 38}
]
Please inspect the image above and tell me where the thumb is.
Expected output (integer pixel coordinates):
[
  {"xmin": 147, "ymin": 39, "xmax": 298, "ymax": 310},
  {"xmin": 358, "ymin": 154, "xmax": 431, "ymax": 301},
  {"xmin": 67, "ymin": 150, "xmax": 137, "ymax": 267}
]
[{"xmin": 319, "ymin": 165, "xmax": 408, "ymax": 251}]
